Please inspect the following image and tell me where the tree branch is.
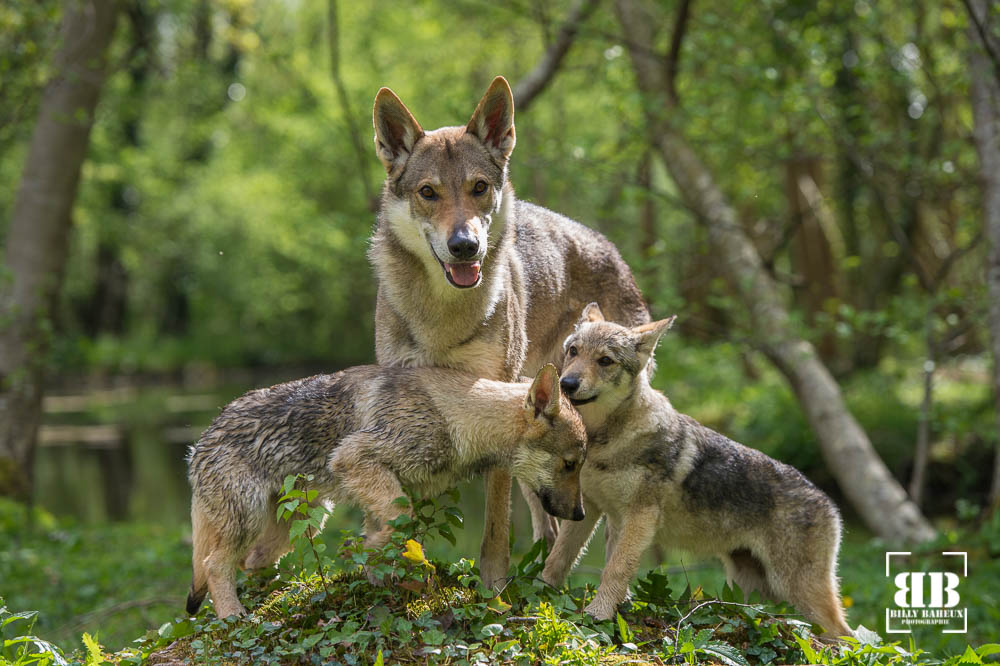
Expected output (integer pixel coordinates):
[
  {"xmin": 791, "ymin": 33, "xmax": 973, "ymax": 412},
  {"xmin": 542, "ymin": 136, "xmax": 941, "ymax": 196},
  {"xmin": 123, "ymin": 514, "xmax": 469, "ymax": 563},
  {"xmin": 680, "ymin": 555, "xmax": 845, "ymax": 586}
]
[
  {"xmin": 512, "ymin": 0, "xmax": 601, "ymax": 112},
  {"xmin": 664, "ymin": 0, "xmax": 693, "ymax": 104},
  {"xmin": 962, "ymin": 0, "xmax": 1000, "ymax": 90},
  {"xmin": 328, "ymin": 0, "xmax": 376, "ymax": 209}
]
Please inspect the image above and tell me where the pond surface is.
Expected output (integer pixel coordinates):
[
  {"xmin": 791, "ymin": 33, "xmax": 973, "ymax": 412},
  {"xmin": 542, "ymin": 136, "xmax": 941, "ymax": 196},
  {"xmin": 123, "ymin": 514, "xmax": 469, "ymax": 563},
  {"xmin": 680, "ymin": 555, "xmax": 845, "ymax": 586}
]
[{"xmin": 35, "ymin": 368, "xmax": 317, "ymax": 526}]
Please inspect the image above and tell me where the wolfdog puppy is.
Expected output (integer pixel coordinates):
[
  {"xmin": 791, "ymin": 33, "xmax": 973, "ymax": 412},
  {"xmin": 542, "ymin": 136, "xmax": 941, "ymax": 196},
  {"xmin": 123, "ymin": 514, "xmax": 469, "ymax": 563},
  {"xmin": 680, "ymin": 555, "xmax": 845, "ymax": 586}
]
[
  {"xmin": 186, "ymin": 364, "xmax": 586, "ymax": 618},
  {"xmin": 542, "ymin": 305, "xmax": 852, "ymax": 638}
]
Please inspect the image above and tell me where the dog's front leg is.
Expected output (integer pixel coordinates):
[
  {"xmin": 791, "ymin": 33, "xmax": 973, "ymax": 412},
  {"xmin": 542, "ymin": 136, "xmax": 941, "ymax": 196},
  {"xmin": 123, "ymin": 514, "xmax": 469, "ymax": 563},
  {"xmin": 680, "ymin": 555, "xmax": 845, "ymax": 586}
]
[
  {"xmin": 479, "ymin": 468, "xmax": 512, "ymax": 591},
  {"xmin": 584, "ymin": 505, "xmax": 659, "ymax": 621},
  {"xmin": 519, "ymin": 482, "xmax": 559, "ymax": 545},
  {"xmin": 330, "ymin": 434, "xmax": 411, "ymax": 584},
  {"xmin": 541, "ymin": 498, "xmax": 601, "ymax": 588}
]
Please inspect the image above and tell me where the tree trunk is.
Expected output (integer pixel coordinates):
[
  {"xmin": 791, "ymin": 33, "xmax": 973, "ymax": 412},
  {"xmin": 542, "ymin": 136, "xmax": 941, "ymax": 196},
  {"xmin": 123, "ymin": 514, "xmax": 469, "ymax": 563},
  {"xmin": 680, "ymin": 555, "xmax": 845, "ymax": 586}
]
[
  {"xmin": 0, "ymin": 0, "xmax": 120, "ymax": 501},
  {"xmin": 967, "ymin": 0, "xmax": 1000, "ymax": 516},
  {"xmin": 614, "ymin": 0, "xmax": 936, "ymax": 542}
]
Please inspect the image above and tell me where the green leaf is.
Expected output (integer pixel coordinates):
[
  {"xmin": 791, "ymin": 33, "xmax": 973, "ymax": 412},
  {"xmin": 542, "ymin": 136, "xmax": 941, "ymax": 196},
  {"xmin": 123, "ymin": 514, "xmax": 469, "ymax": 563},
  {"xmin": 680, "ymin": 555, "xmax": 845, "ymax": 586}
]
[
  {"xmin": 959, "ymin": 645, "xmax": 985, "ymax": 665},
  {"xmin": 374, "ymin": 650, "xmax": 384, "ymax": 666},
  {"xmin": 300, "ymin": 632, "xmax": 323, "ymax": 649},
  {"xmin": 977, "ymin": 645, "xmax": 1000, "ymax": 657},
  {"xmin": 289, "ymin": 520, "xmax": 309, "ymax": 541},
  {"xmin": 422, "ymin": 628, "xmax": 446, "ymax": 645},
  {"xmin": 82, "ymin": 632, "xmax": 103, "ymax": 666},
  {"xmin": 791, "ymin": 632, "xmax": 819, "ymax": 664},
  {"xmin": 702, "ymin": 641, "xmax": 752, "ymax": 666},
  {"xmin": 480, "ymin": 623, "xmax": 504, "ymax": 637},
  {"xmin": 1, "ymin": 610, "xmax": 37, "ymax": 629},
  {"xmin": 616, "ymin": 612, "xmax": 633, "ymax": 643}
]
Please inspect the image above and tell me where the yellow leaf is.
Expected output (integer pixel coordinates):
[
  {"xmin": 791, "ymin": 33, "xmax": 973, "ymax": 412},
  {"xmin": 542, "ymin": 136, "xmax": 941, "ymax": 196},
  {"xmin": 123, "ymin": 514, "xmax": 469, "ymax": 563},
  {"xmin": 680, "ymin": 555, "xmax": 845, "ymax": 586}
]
[
  {"xmin": 488, "ymin": 595, "xmax": 512, "ymax": 614},
  {"xmin": 402, "ymin": 539, "xmax": 426, "ymax": 564},
  {"xmin": 842, "ymin": 595, "xmax": 854, "ymax": 609}
]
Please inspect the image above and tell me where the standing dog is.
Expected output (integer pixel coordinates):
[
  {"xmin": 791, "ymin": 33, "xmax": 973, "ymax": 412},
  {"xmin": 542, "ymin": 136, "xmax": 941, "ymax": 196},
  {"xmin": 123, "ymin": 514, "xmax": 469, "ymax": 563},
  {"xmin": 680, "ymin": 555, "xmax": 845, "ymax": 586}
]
[
  {"xmin": 370, "ymin": 76, "xmax": 649, "ymax": 588},
  {"xmin": 542, "ymin": 304, "xmax": 852, "ymax": 638},
  {"xmin": 186, "ymin": 364, "xmax": 586, "ymax": 618}
]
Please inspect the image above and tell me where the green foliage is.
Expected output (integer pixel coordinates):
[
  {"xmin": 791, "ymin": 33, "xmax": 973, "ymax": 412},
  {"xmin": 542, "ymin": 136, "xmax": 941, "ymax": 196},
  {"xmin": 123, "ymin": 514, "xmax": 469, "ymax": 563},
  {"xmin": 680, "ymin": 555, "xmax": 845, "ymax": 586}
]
[
  {"xmin": 0, "ymin": 600, "xmax": 67, "ymax": 666},
  {"xmin": 2, "ymin": 493, "xmax": 1000, "ymax": 664}
]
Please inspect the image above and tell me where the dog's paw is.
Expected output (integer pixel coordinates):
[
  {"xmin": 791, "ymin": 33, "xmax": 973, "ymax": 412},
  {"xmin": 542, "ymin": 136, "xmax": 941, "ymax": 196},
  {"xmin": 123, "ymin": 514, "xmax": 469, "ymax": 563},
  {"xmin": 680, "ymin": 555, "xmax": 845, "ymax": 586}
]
[{"xmin": 583, "ymin": 599, "xmax": 616, "ymax": 622}]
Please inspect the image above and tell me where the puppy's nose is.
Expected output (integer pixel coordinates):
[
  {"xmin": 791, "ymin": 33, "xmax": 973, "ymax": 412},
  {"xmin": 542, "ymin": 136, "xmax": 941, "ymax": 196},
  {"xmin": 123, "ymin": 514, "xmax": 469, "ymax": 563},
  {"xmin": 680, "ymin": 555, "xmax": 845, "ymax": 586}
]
[
  {"xmin": 571, "ymin": 504, "xmax": 585, "ymax": 521},
  {"xmin": 560, "ymin": 375, "xmax": 580, "ymax": 395},
  {"xmin": 447, "ymin": 226, "xmax": 479, "ymax": 260}
]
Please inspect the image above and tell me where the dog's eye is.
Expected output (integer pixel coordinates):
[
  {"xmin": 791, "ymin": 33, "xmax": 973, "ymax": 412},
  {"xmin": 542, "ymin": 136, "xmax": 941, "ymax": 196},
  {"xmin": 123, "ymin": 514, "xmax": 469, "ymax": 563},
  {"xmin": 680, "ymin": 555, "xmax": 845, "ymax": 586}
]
[
  {"xmin": 473, "ymin": 180, "xmax": 488, "ymax": 195},
  {"xmin": 568, "ymin": 346, "xmax": 577, "ymax": 357},
  {"xmin": 563, "ymin": 460, "xmax": 576, "ymax": 472},
  {"xmin": 418, "ymin": 185, "xmax": 437, "ymax": 200},
  {"xmin": 598, "ymin": 356, "xmax": 614, "ymax": 367}
]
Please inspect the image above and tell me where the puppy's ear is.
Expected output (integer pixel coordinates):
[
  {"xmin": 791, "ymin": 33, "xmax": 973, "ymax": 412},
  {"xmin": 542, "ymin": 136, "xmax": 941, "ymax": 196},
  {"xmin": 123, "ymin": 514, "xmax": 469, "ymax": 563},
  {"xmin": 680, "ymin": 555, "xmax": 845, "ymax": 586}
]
[
  {"xmin": 373, "ymin": 87, "xmax": 424, "ymax": 173},
  {"xmin": 466, "ymin": 76, "xmax": 516, "ymax": 162},
  {"xmin": 577, "ymin": 302, "xmax": 605, "ymax": 326},
  {"xmin": 633, "ymin": 316, "xmax": 676, "ymax": 369},
  {"xmin": 526, "ymin": 363, "xmax": 560, "ymax": 420}
]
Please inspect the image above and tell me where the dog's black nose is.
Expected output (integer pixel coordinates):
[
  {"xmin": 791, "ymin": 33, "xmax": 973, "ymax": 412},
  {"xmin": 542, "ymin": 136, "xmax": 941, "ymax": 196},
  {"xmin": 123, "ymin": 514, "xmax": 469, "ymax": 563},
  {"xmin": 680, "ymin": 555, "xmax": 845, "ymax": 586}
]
[
  {"xmin": 571, "ymin": 504, "xmax": 585, "ymax": 521},
  {"xmin": 447, "ymin": 226, "xmax": 479, "ymax": 260},
  {"xmin": 560, "ymin": 375, "xmax": 580, "ymax": 394}
]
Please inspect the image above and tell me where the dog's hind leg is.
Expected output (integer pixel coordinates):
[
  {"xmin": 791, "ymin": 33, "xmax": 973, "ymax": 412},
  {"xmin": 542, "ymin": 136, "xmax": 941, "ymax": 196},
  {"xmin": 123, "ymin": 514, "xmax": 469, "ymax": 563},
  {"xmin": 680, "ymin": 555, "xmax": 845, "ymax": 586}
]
[
  {"xmin": 188, "ymin": 501, "xmax": 248, "ymax": 618},
  {"xmin": 775, "ymin": 554, "xmax": 852, "ymax": 639},
  {"xmin": 763, "ymin": 525, "xmax": 852, "ymax": 640},
  {"xmin": 242, "ymin": 507, "xmax": 292, "ymax": 571},
  {"xmin": 722, "ymin": 547, "xmax": 775, "ymax": 601},
  {"xmin": 187, "ymin": 501, "xmax": 212, "ymax": 615}
]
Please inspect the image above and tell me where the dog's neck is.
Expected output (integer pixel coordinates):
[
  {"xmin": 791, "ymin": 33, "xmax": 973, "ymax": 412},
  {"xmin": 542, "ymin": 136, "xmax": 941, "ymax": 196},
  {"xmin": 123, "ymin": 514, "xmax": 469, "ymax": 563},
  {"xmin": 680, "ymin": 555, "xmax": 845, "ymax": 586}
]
[{"xmin": 439, "ymin": 378, "xmax": 531, "ymax": 467}]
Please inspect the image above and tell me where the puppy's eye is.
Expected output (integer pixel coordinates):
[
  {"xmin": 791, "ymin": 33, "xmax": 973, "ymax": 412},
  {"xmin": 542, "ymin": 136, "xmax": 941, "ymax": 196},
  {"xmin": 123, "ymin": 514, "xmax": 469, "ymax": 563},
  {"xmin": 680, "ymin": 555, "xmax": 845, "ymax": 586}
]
[
  {"xmin": 473, "ymin": 180, "xmax": 488, "ymax": 195},
  {"xmin": 597, "ymin": 356, "xmax": 614, "ymax": 367},
  {"xmin": 419, "ymin": 185, "xmax": 436, "ymax": 200},
  {"xmin": 563, "ymin": 460, "xmax": 577, "ymax": 472},
  {"xmin": 568, "ymin": 346, "xmax": 578, "ymax": 357}
]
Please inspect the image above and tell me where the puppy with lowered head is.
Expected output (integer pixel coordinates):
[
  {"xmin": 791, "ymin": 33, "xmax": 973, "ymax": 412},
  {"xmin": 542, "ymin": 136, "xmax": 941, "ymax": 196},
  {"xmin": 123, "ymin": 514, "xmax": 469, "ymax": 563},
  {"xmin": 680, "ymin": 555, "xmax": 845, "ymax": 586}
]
[
  {"xmin": 186, "ymin": 364, "xmax": 586, "ymax": 619},
  {"xmin": 542, "ymin": 304, "xmax": 852, "ymax": 639}
]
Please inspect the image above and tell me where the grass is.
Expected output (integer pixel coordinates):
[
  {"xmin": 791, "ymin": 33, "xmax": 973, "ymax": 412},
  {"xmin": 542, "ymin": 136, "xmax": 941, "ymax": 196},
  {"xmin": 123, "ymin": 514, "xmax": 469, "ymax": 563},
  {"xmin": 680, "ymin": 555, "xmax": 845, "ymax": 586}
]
[{"xmin": 1, "ymin": 494, "xmax": 999, "ymax": 664}]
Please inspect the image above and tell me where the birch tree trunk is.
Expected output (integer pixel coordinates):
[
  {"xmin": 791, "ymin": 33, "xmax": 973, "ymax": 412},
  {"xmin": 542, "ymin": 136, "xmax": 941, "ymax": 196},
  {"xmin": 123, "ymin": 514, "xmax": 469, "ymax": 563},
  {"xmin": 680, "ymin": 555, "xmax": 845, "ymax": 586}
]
[
  {"xmin": 0, "ymin": 0, "xmax": 120, "ymax": 500},
  {"xmin": 614, "ymin": 0, "xmax": 935, "ymax": 542},
  {"xmin": 966, "ymin": 0, "xmax": 1000, "ymax": 516}
]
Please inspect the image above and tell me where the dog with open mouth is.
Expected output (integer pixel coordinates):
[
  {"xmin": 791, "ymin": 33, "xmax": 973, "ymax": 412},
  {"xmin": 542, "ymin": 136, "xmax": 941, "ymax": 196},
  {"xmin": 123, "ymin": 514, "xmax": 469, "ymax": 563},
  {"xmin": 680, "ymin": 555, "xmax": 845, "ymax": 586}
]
[{"xmin": 367, "ymin": 77, "xmax": 650, "ymax": 590}]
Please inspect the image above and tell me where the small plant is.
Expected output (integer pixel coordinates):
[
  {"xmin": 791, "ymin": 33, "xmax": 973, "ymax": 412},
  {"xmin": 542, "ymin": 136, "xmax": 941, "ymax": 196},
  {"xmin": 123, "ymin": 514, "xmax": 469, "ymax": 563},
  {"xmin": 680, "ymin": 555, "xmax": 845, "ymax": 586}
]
[
  {"xmin": 0, "ymin": 600, "xmax": 68, "ymax": 666},
  {"xmin": 276, "ymin": 473, "xmax": 333, "ymax": 598}
]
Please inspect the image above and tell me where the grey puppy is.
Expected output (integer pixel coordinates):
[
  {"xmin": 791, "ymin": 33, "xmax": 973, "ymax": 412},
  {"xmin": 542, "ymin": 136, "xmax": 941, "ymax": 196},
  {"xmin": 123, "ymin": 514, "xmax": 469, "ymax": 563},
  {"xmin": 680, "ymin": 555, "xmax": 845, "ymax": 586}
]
[
  {"xmin": 186, "ymin": 364, "xmax": 586, "ymax": 618},
  {"xmin": 543, "ymin": 304, "xmax": 852, "ymax": 639}
]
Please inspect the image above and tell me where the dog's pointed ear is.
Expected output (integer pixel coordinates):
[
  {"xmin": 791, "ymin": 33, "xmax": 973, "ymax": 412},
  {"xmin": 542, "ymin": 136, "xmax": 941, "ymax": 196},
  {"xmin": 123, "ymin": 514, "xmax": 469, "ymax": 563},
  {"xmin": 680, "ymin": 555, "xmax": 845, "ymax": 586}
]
[
  {"xmin": 373, "ymin": 87, "xmax": 424, "ymax": 173},
  {"xmin": 577, "ymin": 302, "xmax": 605, "ymax": 326},
  {"xmin": 466, "ymin": 76, "xmax": 516, "ymax": 162},
  {"xmin": 526, "ymin": 363, "xmax": 560, "ymax": 420},
  {"xmin": 633, "ymin": 316, "xmax": 676, "ymax": 368}
]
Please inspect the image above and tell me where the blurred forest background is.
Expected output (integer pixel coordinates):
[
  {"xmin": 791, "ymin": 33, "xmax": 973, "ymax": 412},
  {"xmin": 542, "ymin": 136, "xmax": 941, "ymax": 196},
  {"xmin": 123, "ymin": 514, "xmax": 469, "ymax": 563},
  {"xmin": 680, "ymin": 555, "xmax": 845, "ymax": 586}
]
[{"xmin": 1, "ymin": 0, "xmax": 999, "ymax": 656}]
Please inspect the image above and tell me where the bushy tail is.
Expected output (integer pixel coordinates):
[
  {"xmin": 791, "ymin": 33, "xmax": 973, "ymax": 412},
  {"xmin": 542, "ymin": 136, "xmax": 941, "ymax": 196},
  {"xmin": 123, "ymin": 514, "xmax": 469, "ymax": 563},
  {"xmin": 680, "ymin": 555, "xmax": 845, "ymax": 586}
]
[{"xmin": 186, "ymin": 582, "xmax": 207, "ymax": 615}]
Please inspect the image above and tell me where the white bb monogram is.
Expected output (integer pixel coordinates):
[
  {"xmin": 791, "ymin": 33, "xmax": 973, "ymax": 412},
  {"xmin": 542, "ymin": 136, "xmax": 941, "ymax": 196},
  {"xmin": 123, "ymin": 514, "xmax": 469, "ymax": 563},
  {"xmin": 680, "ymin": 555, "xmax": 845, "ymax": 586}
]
[{"xmin": 893, "ymin": 572, "xmax": 961, "ymax": 608}]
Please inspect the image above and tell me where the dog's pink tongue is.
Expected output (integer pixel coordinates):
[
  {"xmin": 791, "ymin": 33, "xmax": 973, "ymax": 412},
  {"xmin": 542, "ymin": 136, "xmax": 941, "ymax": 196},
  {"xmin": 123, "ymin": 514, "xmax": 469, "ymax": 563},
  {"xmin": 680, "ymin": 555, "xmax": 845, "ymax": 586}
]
[{"xmin": 447, "ymin": 262, "xmax": 481, "ymax": 286}]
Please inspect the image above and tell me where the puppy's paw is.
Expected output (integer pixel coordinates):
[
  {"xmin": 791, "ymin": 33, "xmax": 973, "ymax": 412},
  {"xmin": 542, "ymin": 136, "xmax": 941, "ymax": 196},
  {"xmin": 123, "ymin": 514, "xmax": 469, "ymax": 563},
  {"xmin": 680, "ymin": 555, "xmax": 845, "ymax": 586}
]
[{"xmin": 583, "ymin": 598, "xmax": 616, "ymax": 621}]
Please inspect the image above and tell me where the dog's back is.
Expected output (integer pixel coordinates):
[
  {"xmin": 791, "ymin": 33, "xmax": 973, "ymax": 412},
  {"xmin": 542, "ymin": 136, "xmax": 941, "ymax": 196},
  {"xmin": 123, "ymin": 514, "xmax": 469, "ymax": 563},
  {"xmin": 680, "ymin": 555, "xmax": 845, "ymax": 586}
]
[{"xmin": 514, "ymin": 200, "xmax": 649, "ymax": 372}]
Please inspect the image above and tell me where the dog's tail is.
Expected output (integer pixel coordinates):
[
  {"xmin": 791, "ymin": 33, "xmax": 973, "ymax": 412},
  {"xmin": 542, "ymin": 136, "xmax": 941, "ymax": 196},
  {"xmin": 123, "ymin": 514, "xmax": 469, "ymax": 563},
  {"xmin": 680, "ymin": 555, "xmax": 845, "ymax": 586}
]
[{"xmin": 186, "ymin": 582, "xmax": 207, "ymax": 615}]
